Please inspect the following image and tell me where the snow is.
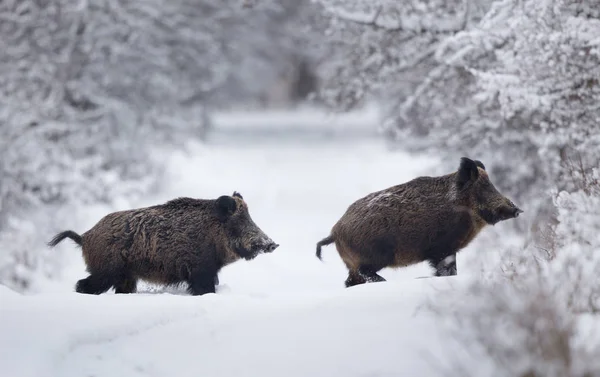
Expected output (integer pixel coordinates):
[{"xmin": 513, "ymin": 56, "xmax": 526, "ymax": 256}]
[
  {"xmin": 1, "ymin": 108, "xmax": 487, "ymax": 376},
  {"xmin": 1, "ymin": 277, "xmax": 467, "ymax": 377}
]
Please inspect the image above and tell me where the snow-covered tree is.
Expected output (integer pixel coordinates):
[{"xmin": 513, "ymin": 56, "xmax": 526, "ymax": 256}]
[
  {"xmin": 315, "ymin": 0, "xmax": 494, "ymax": 109},
  {"xmin": 433, "ymin": 0, "xmax": 600, "ymax": 192},
  {"xmin": 216, "ymin": 0, "xmax": 326, "ymax": 107}
]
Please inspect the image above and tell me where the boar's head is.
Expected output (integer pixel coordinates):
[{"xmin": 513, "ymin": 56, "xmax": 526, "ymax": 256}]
[
  {"xmin": 456, "ymin": 157, "xmax": 523, "ymax": 225},
  {"xmin": 216, "ymin": 191, "xmax": 279, "ymax": 260}
]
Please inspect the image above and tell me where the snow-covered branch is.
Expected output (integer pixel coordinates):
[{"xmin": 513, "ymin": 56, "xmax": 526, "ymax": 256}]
[{"xmin": 321, "ymin": 0, "xmax": 472, "ymax": 32}]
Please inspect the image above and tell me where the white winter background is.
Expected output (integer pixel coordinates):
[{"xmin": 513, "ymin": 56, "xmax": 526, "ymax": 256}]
[{"xmin": 1, "ymin": 1, "xmax": 600, "ymax": 377}]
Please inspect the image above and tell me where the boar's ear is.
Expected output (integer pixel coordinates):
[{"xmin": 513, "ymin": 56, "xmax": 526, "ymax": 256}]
[
  {"xmin": 232, "ymin": 191, "xmax": 243, "ymax": 199},
  {"xmin": 216, "ymin": 195, "xmax": 237, "ymax": 218},
  {"xmin": 474, "ymin": 160, "xmax": 485, "ymax": 170},
  {"xmin": 457, "ymin": 157, "xmax": 480, "ymax": 187}
]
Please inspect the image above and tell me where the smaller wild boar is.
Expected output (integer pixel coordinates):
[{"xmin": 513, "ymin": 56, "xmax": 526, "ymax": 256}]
[
  {"xmin": 47, "ymin": 192, "xmax": 278, "ymax": 295},
  {"xmin": 316, "ymin": 157, "xmax": 523, "ymax": 287}
]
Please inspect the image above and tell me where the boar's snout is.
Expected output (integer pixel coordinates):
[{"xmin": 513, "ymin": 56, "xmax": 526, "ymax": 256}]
[
  {"xmin": 266, "ymin": 242, "xmax": 279, "ymax": 253},
  {"xmin": 497, "ymin": 199, "xmax": 523, "ymax": 222},
  {"xmin": 250, "ymin": 238, "xmax": 279, "ymax": 254},
  {"xmin": 514, "ymin": 207, "xmax": 524, "ymax": 218}
]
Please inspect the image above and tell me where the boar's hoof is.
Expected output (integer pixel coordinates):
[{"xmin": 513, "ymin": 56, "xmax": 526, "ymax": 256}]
[
  {"xmin": 432, "ymin": 255, "xmax": 458, "ymax": 277},
  {"xmin": 76, "ymin": 274, "xmax": 114, "ymax": 295},
  {"xmin": 345, "ymin": 271, "xmax": 366, "ymax": 288},
  {"xmin": 358, "ymin": 266, "xmax": 386, "ymax": 283}
]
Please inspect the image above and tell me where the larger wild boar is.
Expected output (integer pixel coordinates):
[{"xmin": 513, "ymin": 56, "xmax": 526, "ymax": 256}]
[
  {"xmin": 47, "ymin": 192, "xmax": 278, "ymax": 295},
  {"xmin": 316, "ymin": 157, "xmax": 522, "ymax": 287}
]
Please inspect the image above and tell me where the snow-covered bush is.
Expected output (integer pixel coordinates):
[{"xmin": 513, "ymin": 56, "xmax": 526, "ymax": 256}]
[{"xmin": 433, "ymin": 273, "xmax": 600, "ymax": 377}]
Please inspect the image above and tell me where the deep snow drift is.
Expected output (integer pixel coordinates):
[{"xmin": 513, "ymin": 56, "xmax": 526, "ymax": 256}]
[{"xmin": 2, "ymin": 108, "xmax": 487, "ymax": 377}]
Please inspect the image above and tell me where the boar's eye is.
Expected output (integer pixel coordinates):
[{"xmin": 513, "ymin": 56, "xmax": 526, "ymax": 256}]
[{"xmin": 216, "ymin": 195, "xmax": 237, "ymax": 218}]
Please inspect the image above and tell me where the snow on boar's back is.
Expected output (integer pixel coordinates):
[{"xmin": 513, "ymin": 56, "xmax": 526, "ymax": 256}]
[
  {"xmin": 316, "ymin": 157, "xmax": 523, "ymax": 287},
  {"xmin": 47, "ymin": 192, "xmax": 278, "ymax": 295}
]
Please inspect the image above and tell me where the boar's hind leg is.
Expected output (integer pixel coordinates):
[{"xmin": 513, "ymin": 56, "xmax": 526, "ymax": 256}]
[
  {"xmin": 358, "ymin": 265, "xmax": 387, "ymax": 283},
  {"xmin": 345, "ymin": 270, "xmax": 367, "ymax": 288},
  {"xmin": 76, "ymin": 274, "xmax": 115, "ymax": 295}
]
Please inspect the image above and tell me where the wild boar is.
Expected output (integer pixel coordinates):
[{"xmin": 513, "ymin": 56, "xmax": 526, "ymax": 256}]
[
  {"xmin": 316, "ymin": 157, "xmax": 522, "ymax": 287},
  {"xmin": 47, "ymin": 192, "xmax": 278, "ymax": 295}
]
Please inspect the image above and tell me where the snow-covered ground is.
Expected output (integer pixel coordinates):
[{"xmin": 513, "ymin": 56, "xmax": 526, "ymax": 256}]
[
  {"xmin": 1, "ymin": 108, "xmax": 485, "ymax": 377},
  {"xmin": 1, "ymin": 276, "xmax": 474, "ymax": 377}
]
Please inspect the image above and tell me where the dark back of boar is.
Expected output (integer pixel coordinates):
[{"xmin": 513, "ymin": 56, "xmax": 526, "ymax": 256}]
[
  {"xmin": 47, "ymin": 192, "xmax": 278, "ymax": 295},
  {"xmin": 316, "ymin": 157, "xmax": 522, "ymax": 287}
]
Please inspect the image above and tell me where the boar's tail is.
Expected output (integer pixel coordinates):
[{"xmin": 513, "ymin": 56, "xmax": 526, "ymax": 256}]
[
  {"xmin": 47, "ymin": 230, "xmax": 83, "ymax": 247},
  {"xmin": 316, "ymin": 235, "xmax": 335, "ymax": 261}
]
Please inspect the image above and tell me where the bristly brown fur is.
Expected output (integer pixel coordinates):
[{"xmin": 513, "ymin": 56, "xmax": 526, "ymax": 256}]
[
  {"xmin": 316, "ymin": 157, "xmax": 522, "ymax": 287},
  {"xmin": 47, "ymin": 192, "xmax": 278, "ymax": 296}
]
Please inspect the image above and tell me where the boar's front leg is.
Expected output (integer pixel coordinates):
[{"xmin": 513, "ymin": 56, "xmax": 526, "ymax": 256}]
[
  {"xmin": 187, "ymin": 270, "xmax": 217, "ymax": 296},
  {"xmin": 425, "ymin": 209, "xmax": 472, "ymax": 277},
  {"xmin": 114, "ymin": 274, "xmax": 138, "ymax": 294},
  {"xmin": 429, "ymin": 254, "xmax": 457, "ymax": 277},
  {"xmin": 76, "ymin": 273, "xmax": 115, "ymax": 295}
]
